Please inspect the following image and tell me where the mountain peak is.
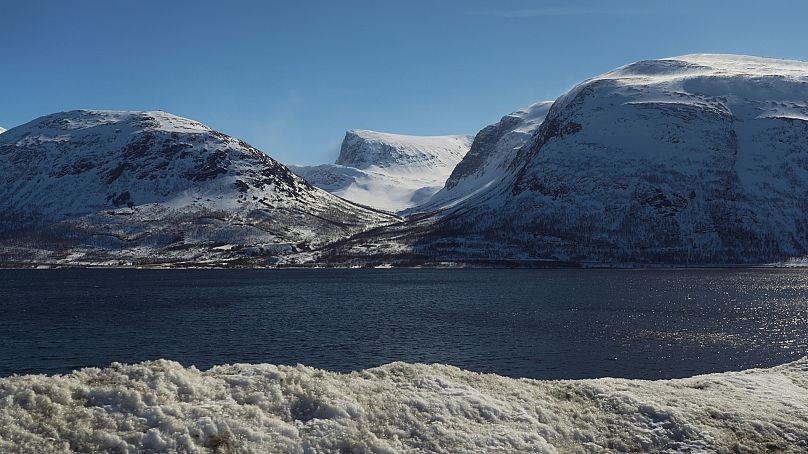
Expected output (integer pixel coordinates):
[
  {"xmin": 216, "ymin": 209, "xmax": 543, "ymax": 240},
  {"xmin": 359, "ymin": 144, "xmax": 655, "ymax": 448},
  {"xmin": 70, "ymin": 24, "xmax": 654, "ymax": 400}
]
[
  {"xmin": 336, "ymin": 129, "xmax": 472, "ymax": 169},
  {"xmin": 16, "ymin": 110, "xmax": 213, "ymax": 136},
  {"xmin": 291, "ymin": 129, "xmax": 472, "ymax": 211},
  {"xmin": 598, "ymin": 53, "xmax": 808, "ymax": 83},
  {"xmin": 0, "ymin": 109, "xmax": 310, "ymax": 219},
  {"xmin": 0, "ymin": 109, "xmax": 395, "ymax": 266}
]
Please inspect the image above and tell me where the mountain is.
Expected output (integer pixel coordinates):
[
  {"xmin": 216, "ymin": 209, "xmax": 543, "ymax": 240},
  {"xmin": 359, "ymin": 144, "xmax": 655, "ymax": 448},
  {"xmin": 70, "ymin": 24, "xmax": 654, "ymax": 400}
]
[
  {"xmin": 320, "ymin": 54, "xmax": 808, "ymax": 266},
  {"xmin": 290, "ymin": 129, "xmax": 471, "ymax": 211},
  {"xmin": 0, "ymin": 127, "xmax": 6, "ymax": 134},
  {"xmin": 0, "ymin": 110, "xmax": 396, "ymax": 267},
  {"xmin": 414, "ymin": 101, "xmax": 552, "ymax": 212}
]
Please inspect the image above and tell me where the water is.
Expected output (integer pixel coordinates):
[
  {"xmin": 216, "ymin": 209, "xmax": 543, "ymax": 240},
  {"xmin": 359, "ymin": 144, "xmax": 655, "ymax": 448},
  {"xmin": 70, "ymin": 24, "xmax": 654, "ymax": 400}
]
[{"xmin": 0, "ymin": 268, "xmax": 806, "ymax": 380}]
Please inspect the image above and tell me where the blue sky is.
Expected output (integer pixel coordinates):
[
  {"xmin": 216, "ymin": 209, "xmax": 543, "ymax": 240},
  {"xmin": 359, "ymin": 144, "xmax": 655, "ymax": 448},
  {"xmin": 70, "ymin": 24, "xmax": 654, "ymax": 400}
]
[{"xmin": 2, "ymin": 0, "xmax": 807, "ymax": 165}]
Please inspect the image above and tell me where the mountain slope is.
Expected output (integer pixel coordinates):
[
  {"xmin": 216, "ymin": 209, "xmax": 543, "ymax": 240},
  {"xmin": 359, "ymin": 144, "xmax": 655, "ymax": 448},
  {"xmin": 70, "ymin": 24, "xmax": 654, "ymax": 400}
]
[
  {"xmin": 320, "ymin": 54, "xmax": 808, "ymax": 265},
  {"xmin": 0, "ymin": 110, "xmax": 395, "ymax": 266},
  {"xmin": 414, "ymin": 101, "xmax": 552, "ymax": 212},
  {"xmin": 0, "ymin": 127, "xmax": 6, "ymax": 134},
  {"xmin": 291, "ymin": 130, "xmax": 471, "ymax": 211}
]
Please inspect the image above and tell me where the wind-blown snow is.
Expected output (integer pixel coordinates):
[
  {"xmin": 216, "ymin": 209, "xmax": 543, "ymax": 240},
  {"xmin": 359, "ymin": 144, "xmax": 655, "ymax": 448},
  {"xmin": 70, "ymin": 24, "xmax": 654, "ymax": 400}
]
[
  {"xmin": 291, "ymin": 130, "xmax": 472, "ymax": 211},
  {"xmin": 0, "ymin": 359, "xmax": 805, "ymax": 453}
]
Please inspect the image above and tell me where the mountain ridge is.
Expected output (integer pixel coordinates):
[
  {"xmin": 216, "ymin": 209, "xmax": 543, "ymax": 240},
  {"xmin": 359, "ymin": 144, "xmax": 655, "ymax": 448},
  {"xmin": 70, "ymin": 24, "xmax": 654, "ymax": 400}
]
[
  {"xmin": 4, "ymin": 53, "xmax": 808, "ymax": 267},
  {"xmin": 312, "ymin": 53, "xmax": 808, "ymax": 266},
  {"xmin": 0, "ymin": 110, "xmax": 396, "ymax": 267}
]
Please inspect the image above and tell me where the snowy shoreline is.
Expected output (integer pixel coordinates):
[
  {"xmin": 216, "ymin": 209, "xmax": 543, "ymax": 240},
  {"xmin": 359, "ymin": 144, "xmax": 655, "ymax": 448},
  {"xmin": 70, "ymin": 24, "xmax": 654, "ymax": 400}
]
[
  {"xmin": 1, "ymin": 261, "xmax": 807, "ymax": 270},
  {"xmin": 1, "ymin": 359, "xmax": 806, "ymax": 453}
]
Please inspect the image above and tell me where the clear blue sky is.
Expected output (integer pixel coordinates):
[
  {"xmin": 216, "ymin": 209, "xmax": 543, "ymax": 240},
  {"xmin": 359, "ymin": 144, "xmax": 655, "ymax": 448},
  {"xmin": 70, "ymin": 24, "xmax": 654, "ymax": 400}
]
[{"xmin": 2, "ymin": 0, "xmax": 807, "ymax": 165}]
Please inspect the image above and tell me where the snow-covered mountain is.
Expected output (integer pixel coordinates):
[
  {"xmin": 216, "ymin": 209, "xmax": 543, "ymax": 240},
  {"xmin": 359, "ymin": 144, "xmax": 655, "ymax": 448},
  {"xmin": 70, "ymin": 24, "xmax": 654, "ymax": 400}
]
[
  {"xmin": 0, "ymin": 110, "xmax": 395, "ymax": 266},
  {"xmin": 320, "ymin": 54, "xmax": 808, "ymax": 265},
  {"xmin": 0, "ymin": 127, "xmax": 6, "ymax": 134},
  {"xmin": 291, "ymin": 129, "xmax": 471, "ymax": 211},
  {"xmin": 414, "ymin": 101, "xmax": 552, "ymax": 212}
]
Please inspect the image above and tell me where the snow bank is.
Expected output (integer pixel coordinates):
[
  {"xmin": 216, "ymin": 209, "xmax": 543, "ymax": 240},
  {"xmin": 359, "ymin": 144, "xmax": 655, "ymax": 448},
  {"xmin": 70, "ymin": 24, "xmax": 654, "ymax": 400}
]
[{"xmin": 1, "ymin": 359, "xmax": 806, "ymax": 453}]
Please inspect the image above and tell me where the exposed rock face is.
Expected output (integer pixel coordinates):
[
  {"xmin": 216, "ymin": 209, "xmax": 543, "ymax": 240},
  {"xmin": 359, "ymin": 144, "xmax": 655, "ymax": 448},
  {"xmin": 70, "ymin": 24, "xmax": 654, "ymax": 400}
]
[
  {"xmin": 0, "ymin": 110, "xmax": 395, "ymax": 266},
  {"xmin": 291, "ymin": 130, "xmax": 471, "ymax": 212},
  {"xmin": 319, "ymin": 54, "xmax": 808, "ymax": 266}
]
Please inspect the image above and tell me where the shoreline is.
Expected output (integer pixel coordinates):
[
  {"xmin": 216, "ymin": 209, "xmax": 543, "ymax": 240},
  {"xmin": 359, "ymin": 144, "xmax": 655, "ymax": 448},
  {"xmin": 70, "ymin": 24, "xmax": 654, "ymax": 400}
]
[{"xmin": 1, "ymin": 261, "xmax": 807, "ymax": 270}]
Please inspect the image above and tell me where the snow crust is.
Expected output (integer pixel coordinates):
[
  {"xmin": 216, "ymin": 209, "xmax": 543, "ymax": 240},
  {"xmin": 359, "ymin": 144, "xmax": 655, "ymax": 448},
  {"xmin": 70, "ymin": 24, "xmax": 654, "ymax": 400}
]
[
  {"xmin": 0, "ymin": 359, "xmax": 805, "ymax": 453},
  {"xmin": 292, "ymin": 130, "xmax": 472, "ymax": 211}
]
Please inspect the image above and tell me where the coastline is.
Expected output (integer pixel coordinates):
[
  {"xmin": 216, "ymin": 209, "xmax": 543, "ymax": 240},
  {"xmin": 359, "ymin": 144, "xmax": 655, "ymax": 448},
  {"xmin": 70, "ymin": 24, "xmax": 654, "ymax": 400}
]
[{"xmin": 1, "ymin": 260, "xmax": 805, "ymax": 270}]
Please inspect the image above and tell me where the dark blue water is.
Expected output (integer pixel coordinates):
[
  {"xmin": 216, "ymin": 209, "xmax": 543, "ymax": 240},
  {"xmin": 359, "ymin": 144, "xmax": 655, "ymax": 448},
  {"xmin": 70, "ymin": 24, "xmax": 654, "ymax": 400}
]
[{"xmin": 0, "ymin": 269, "xmax": 806, "ymax": 379}]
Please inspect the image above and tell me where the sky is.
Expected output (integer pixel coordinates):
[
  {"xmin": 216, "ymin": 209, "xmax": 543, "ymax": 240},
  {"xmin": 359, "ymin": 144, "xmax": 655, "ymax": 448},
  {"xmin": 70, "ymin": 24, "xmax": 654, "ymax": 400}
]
[{"xmin": 2, "ymin": 0, "xmax": 808, "ymax": 165}]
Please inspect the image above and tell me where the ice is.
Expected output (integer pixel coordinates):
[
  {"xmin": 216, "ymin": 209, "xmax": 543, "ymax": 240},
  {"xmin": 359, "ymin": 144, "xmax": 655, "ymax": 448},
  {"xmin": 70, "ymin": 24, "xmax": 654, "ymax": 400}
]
[{"xmin": 0, "ymin": 358, "xmax": 805, "ymax": 452}]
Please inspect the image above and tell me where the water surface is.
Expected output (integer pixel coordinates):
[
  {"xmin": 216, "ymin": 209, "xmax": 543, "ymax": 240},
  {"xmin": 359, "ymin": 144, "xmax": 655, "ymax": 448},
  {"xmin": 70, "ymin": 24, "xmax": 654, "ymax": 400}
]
[{"xmin": 1, "ymin": 268, "xmax": 806, "ymax": 379}]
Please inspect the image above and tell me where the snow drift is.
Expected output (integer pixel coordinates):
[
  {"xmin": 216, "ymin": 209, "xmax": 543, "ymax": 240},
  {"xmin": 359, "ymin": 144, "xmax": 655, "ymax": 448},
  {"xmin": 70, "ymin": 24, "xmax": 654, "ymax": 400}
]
[{"xmin": 0, "ymin": 359, "xmax": 806, "ymax": 453}]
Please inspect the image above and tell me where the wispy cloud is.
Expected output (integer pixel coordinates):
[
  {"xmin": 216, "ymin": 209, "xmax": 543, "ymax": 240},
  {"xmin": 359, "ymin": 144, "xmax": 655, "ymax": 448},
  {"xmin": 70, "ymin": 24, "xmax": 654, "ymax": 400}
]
[{"xmin": 469, "ymin": 6, "xmax": 645, "ymax": 18}]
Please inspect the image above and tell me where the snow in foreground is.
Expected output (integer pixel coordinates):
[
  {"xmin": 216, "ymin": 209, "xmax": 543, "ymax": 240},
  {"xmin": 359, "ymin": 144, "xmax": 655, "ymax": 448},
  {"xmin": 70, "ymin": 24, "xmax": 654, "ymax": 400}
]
[{"xmin": 0, "ymin": 359, "xmax": 806, "ymax": 453}]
